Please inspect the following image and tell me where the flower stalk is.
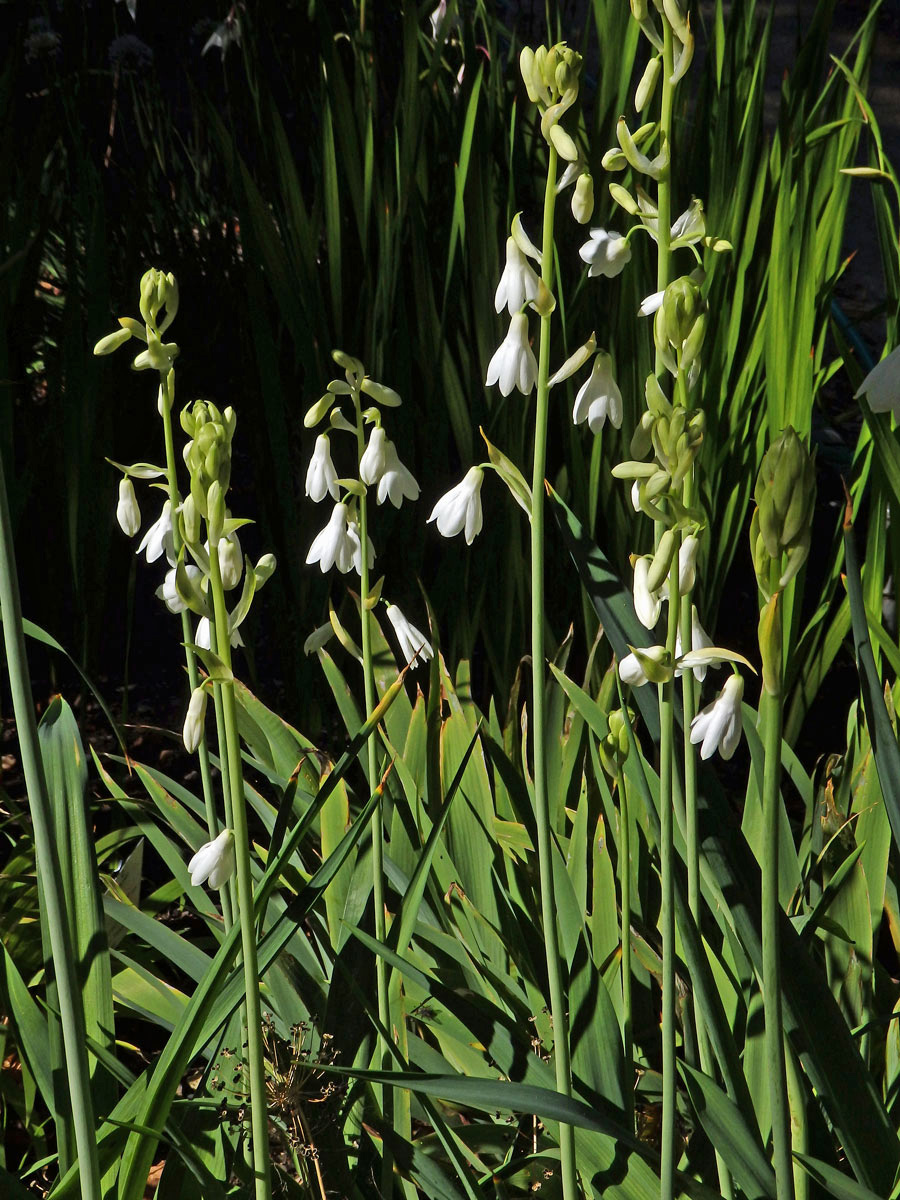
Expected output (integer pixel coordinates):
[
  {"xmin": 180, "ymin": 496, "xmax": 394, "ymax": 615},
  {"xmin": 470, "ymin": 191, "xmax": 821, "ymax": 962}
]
[
  {"xmin": 208, "ymin": 543, "xmax": 272, "ymax": 1200},
  {"xmin": 531, "ymin": 139, "xmax": 580, "ymax": 1200}
]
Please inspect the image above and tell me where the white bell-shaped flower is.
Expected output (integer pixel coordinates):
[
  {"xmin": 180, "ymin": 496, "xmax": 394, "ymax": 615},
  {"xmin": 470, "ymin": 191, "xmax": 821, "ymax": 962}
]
[
  {"xmin": 307, "ymin": 502, "xmax": 357, "ymax": 574},
  {"xmin": 573, "ymin": 352, "xmax": 623, "ymax": 432},
  {"xmin": 188, "ymin": 829, "xmax": 235, "ymax": 889},
  {"xmin": 855, "ymin": 345, "xmax": 900, "ymax": 417},
  {"xmin": 633, "ymin": 556, "xmax": 662, "ymax": 630},
  {"xmin": 305, "ymin": 434, "xmax": 339, "ymax": 503},
  {"xmin": 157, "ymin": 564, "xmax": 201, "ymax": 614},
  {"xmin": 486, "ymin": 312, "xmax": 537, "ymax": 397},
  {"xmin": 690, "ymin": 674, "xmax": 744, "ymax": 760},
  {"xmin": 578, "ymin": 228, "xmax": 631, "ymax": 278},
  {"xmin": 386, "ymin": 603, "xmax": 433, "ymax": 668},
  {"xmin": 137, "ymin": 500, "xmax": 175, "ymax": 565},
  {"xmin": 377, "ymin": 440, "xmax": 420, "ymax": 508},
  {"xmin": 428, "ymin": 466, "xmax": 484, "ymax": 544},
  {"xmin": 195, "ymin": 616, "xmax": 244, "ymax": 651},
  {"xmin": 494, "ymin": 237, "xmax": 541, "ymax": 316},
  {"xmin": 618, "ymin": 652, "xmax": 647, "ymax": 687},
  {"xmin": 116, "ymin": 477, "xmax": 141, "ymax": 537},
  {"xmin": 359, "ymin": 425, "xmax": 388, "ymax": 486}
]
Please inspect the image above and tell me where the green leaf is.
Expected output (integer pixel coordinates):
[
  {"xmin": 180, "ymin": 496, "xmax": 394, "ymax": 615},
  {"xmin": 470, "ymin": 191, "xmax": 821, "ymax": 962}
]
[{"xmin": 680, "ymin": 1063, "xmax": 774, "ymax": 1200}]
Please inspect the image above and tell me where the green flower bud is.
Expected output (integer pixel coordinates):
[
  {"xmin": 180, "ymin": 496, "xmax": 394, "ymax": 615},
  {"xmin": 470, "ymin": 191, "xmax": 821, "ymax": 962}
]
[
  {"xmin": 598, "ymin": 706, "xmax": 634, "ymax": 777},
  {"xmin": 519, "ymin": 46, "xmax": 540, "ymax": 102},
  {"xmin": 549, "ymin": 123, "xmax": 579, "ymax": 162},
  {"xmin": 646, "ymin": 528, "xmax": 676, "ymax": 592},
  {"xmin": 654, "ymin": 275, "xmax": 706, "ymax": 376},
  {"xmin": 207, "ymin": 480, "xmax": 226, "ymax": 546},
  {"xmin": 94, "ymin": 327, "xmax": 133, "ymax": 356},
  {"xmin": 751, "ymin": 427, "xmax": 816, "ymax": 594},
  {"xmin": 635, "ymin": 56, "xmax": 662, "ymax": 112},
  {"xmin": 255, "ymin": 553, "xmax": 277, "ymax": 588},
  {"xmin": 571, "ymin": 173, "xmax": 594, "ymax": 224},
  {"xmin": 181, "ymin": 493, "xmax": 201, "ymax": 545}
]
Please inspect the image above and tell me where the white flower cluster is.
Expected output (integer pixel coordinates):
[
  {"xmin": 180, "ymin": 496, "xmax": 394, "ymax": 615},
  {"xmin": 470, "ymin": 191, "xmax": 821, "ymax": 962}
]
[{"xmin": 303, "ymin": 352, "xmax": 419, "ymax": 578}]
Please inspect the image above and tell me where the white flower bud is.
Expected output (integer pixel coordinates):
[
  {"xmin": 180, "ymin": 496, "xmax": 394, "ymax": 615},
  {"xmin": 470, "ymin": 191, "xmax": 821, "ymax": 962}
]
[
  {"xmin": 116, "ymin": 477, "xmax": 141, "ymax": 537},
  {"xmin": 183, "ymin": 687, "xmax": 208, "ymax": 753}
]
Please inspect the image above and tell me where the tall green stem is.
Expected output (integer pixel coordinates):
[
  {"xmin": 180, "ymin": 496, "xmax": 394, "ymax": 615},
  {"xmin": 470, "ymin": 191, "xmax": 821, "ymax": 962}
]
[
  {"xmin": 531, "ymin": 142, "xmax": 578, "ymax": 1200},
  {"xmin": 659, "ymin": 548, "xmax": 681, "ymax": 1200},
  {"xmin": 209, "ymin": 548, "xmax": 271, "ymax": 1200},
  {"xmin": 616, "ymin": 759, "xmax": 634, "ymax": 1132},
  {"xmin": 0, "ymin": 448, "xmax": 102, "ymax": 1200},
  {"xmin": 760, "ymin": 572, "xmax": 794, "ymax": 1200},
  {"xmin": 352, "ymin": 393, "xmax": 393, "ymax": 1194}
]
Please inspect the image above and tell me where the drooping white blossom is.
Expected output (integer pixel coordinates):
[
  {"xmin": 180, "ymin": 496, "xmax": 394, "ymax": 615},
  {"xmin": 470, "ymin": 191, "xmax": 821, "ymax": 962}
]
[
  {"xmin": 428, "ymin": 466, "xmax": 484, "ymax": 544},
  {"xmin": 188, "ymin": 829, "xmax": 235, "ymax": 889},
  {"xmin": 305, "ymin": 434, "xmax": 339, "ymax": 503},
  {"xmin": 572, "ymin": 352, "xmax": 623, "ymax": 432},
  {"xmin": 690, "ymin": 674, "xmax": 744, "ymax": 760},
  {"xmin": 855, "ymin": 345, "xmax": 900, "ymax": 417},
  {"xmin": 494, "ymin": 237, "xmax": 541, "ymax": 316},
  {"xmin": 359, "ymin": 425, "xmax": 388, "ymax": 486},
  {"xmin": 137, "ymin": 500, "xmax": 175, "ymax": 565},
  {"xmin": 306, "ymin": 502, "xmax": 357, "ymax": 574},
  {"xmin": 486, "ymin": 312, "xmax": 538, "ymax": 397},
  {"xmin": 386, "ymin": 604, "xmax": 433, "ymax": 668},
  {"xmin": 195, "ymin": 616, "xmax": 244, "ymax": 651},
  {"xmin": 157, "ymin": 564, "xmax": 201, "ymax": 614},
  {"xmin": 376, "ymin": 440, "xmax": 420, "ymax": 508}
]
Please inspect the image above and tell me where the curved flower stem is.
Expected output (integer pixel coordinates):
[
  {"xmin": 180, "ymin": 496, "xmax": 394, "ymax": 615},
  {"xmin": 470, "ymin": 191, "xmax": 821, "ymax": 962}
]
[
  {"xmin": 352, "ymin": 388, "xmax": 393, "ymax": 1194},
  {"xmin": 760, "ymin": 568, "xmax": 794, "ymax": 1200},
  {"xmin": 209, "ymin": 547, "xmax": 272, "ymax": 1200},
  {"xmin": 159, "ymin": 373, "xmax": 234, "ymax": 929},
  {"xmin": 531, "ymin": 141, "xmax": 578, "ymax": 1200},
  {"xmin": 0, "ymin": 450, "xmax": 102, "ymax": 1200}
]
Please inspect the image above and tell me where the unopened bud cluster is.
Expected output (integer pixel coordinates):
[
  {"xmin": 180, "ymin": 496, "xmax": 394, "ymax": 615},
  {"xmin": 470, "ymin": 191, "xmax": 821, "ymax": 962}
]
[
  {"xmin": 93, "ymin": 267, "xmax": 180, "ymax": 379},
  {"xmin": 520, "ymin": 43, "xmax": 594, "ymax": 226},
  {"xmin": 750, "ymin": 427, "xmax": 816, "ymax": 598}
]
